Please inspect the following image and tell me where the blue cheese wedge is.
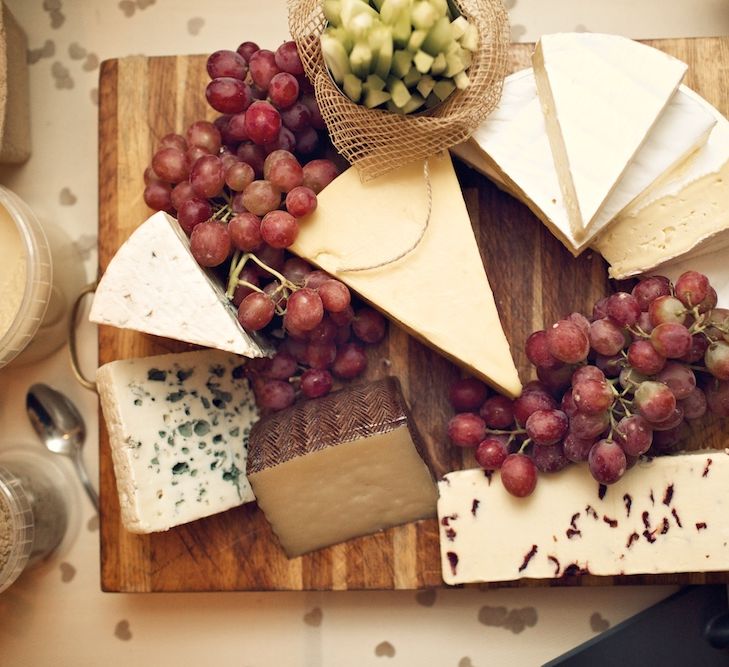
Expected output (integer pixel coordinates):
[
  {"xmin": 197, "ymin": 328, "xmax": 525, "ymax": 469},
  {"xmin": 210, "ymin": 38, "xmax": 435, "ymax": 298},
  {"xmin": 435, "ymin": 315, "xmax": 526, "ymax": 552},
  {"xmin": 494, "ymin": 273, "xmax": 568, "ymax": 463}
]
[
  {"xmin": 97, "ymin": 348, "xmax": 259, "ymax": 533},
  {"xmin": 89, "ymin": 211, "xmax": 269, "ymax": 358},
  {"xmin": 438, "ymin": 452, "xmax": 729, "ymax": 585}
]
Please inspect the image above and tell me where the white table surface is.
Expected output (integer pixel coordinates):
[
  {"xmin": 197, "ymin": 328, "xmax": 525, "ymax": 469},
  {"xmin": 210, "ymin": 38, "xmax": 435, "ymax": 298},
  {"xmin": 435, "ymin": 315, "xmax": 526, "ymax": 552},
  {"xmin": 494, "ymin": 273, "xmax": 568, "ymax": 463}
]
[{"xmin": 0, "ymin": 1, "xmax": 728, "ymax": 665}]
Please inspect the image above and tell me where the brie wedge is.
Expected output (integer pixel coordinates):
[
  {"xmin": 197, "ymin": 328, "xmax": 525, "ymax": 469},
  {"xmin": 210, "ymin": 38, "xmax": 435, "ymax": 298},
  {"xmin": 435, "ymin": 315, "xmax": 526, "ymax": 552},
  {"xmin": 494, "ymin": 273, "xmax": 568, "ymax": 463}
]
[
  {"xmin": 453, "ymin": 69, "xmax": 715, "ymax": 255},
  {"xmin": 532, "ymin": 33, "xmax": 687, "ymax": 241},
  {"xmin": 594, "ymin": 87, "xmax": 729, "ymax": 279},
  {"xmin": 290, "ymin": 152, "xmax": 522, "ymax": 398},
  {"xmin": 438, "ymin": 452, "xmax": 729, "ymax": 585},
  {"xmin": 90, "ymin": 211, "xmax": 268, "ymax": 358}
]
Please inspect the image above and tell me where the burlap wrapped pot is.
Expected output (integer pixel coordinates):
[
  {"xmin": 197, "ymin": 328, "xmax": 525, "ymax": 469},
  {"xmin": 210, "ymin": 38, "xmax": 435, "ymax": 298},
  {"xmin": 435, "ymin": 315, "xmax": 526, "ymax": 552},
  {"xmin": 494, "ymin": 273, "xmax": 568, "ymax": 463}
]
[{"xmin": 288, "ymin": 0, "xmax": 510, "ymax": 181}]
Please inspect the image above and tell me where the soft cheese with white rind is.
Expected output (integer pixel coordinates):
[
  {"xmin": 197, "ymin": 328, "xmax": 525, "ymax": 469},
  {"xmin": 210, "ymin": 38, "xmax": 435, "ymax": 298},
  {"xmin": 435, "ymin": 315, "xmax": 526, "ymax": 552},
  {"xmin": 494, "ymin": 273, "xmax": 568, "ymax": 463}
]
[
  {"xmin": 594, "ymin": 87, "xmax": 729, "ymax": 278},
  {"xmin": 89, "ymin": 211, "xmax": 268, "ymax": 358},
  {"xmin": 438, "ymin": 452, "xmax": 729, "ymax": 585},
  {"xmin": 453, "ymin": 69, "xmax": 715, "ymax": 255},
  {"xmin": 532, "ymin": 33, "xmax": 687, "ymax": 240},
  {"xmin": 290, "ymin": 152, "xmax": 522, "ymax": 398},
  {"xmin": 97, "ymin": 348, "xmax": 258, "ymax": 533}
]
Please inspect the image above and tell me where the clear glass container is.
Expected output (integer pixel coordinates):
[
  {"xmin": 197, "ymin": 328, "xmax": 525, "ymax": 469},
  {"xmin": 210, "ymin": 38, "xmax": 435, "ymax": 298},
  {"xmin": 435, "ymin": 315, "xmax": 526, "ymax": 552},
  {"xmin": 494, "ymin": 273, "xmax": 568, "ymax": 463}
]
[
  {"xmin": 0, "ymin": 185, "xmax": 86, "ymax": 369},
  {"xmin": 0, "ymin": 448, "xmax": 72, "ymax": 593}
]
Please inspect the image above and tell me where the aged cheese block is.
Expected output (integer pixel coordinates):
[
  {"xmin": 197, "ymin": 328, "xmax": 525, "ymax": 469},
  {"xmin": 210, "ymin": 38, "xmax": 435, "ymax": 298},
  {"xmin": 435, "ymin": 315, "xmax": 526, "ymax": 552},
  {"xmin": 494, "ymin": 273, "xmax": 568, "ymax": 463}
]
[
  {"xmin": 452, "ymin": 69, "xmax": 716, "ymax": 255},
  {"xmin": 290, "ymin": 152, "xmax": 522, "ymax": 398},
  {"xmin": 438, "ymin": 452, "xmax": 729, "ymax": 585},
  {"xmin": 247, "ymin": 377, "xmax": 437, "ymax": 558},
  {"xmin": 97, "ymin": 348, "xmax": 258, "ymax": 533},
  {"xmin": 593, "ymin": 87, "xmax": 729, "ymax": 279},
  {"xmin": 89, "ymin": 211, "xmax": 269, "ymax": 358},
  {"xmin": 532, "ymin": 33, "xmax": 687, "ymax": 241}
]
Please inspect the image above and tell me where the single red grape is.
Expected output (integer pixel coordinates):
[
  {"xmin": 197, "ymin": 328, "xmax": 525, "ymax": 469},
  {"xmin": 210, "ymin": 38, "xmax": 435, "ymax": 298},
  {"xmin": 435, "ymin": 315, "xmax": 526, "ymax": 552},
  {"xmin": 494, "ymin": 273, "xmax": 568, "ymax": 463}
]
[
  {"xmin": 189, "ymin": 220, "xmax": 230, "ymax": 267},
  {"xmin": 588, "ymin": 439, "xmax": 626, "ymax": 484},
  {"xmin": 448, "ymin": 377, "xmax": 489, "ymax": 412},
  {"xmin": 479, "ymin": 395, "xmax": 514, "ymax": 428},
  {"xmin": 500, "ymin": 454, "xmax": 538, "ymax": 497}
]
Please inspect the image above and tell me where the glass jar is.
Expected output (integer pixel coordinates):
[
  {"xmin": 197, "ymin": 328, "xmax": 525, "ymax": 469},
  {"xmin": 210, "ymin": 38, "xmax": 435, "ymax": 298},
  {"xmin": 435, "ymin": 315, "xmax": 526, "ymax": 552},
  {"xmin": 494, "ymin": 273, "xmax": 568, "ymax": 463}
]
[
  {"xmin": 0, "ymin": 185, "xmax": 86, "ymax": 369},
  {"xmin": 0, "ymin": 448, "xmax": 72, "ymax": 593}
]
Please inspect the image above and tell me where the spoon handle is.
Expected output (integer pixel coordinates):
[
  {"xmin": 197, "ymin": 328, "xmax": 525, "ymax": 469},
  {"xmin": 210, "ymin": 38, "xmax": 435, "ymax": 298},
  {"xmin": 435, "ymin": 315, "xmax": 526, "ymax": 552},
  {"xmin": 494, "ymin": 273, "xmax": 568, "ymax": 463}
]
[{"xmin": 73, "ymin": 451, "xmax": 99, "ymax": 511}]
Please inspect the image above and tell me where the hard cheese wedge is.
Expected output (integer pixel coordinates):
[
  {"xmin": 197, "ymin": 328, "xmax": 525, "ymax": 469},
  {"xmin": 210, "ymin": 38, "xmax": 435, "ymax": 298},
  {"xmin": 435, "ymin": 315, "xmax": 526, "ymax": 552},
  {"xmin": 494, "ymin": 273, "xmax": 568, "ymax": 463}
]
[
  {"xmin": 290, "ymin": 152, "xmax": 522, "ymax": 398},
  {"xmin": 593, "ymin": 87, "xmax": 729, "ymax": 279},
  {"xmin": 89, "ymin": 211, "xmax": 268, "ymax": 358},
  {"xmin": 452, "ymin": 69, "xmax": 716, "ymax": 255},
  {"xmin": 247, "ymin": 377, "xmax": 437, "ymax": 558},
  {"xmin": 97, "ymin": 349, "xmax": 258, "ymax": 533},
  {"xmin": 438, "ymin": 452, "xmax": 729, "ymax": 585},
  {"xmin": 532, "ymin": 33, "xmax": 687, "ymax": 241}
]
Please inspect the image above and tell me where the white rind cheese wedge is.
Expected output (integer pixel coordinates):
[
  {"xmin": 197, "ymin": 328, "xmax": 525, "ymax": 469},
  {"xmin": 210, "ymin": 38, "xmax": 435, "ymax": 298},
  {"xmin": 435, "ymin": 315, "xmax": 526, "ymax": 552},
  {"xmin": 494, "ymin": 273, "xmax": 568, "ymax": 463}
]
[
  {"xmin": 453, "ymin": 70, "xmax": 716, "ymax": 255},
  {"xmin": 289, "ymin": 152, "xmax": 522, "ymax": 398},
  {"xmin": 438, "ymin": 452, "xmax": 729, "ymax": 585},
  {"xmin": 594, "ymin": 87, "xmax": 729, "ymax": 279},
  {"xmin": 532, "ymin": 33, "xmax": 687, "ymax": 241},
  {"xmin": 89, "ymin": 211, "xmax": 268, "ymax": 358},
  {"xmin": 97, "ymin": 348, "xmax": 259, "ymax": 533}
]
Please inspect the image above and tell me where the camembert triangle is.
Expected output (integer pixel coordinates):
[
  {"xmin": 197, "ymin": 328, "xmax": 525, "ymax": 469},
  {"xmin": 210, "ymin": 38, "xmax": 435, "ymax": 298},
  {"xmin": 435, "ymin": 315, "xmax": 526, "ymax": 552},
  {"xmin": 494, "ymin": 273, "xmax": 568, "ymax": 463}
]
[
  {"xmin": 532, "ymin": 33, "xmax": 687, "ymax": 241},
  {"xmin": 593, "ymin": 87, "xmax": 729, "ymax": 279},
  {"xmin": 290, "ymin": 152, "xmax": 522, "ymax": 398},
  {"xmin": 453, "ymin": 69, "xmax": 715, "ymax": 255},
  {"xmin": 89, "ymin": 211, "xmax": 268, "ymax": 358}
]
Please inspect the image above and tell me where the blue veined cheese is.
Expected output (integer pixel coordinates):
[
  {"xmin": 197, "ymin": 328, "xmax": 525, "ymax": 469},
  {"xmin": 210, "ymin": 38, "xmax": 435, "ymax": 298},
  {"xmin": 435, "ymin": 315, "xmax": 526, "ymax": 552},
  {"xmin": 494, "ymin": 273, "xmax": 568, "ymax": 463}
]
[
  {"xmin": 438, "ymin": 452, "xmax": 729, "ymax": 585},
  {"xmin": 89, "ymin": 211, "xmax": 270, "ymax": 358},
  {"xmin": 97, "ymin": 348, "xmax": 259, "ymax": 533}
]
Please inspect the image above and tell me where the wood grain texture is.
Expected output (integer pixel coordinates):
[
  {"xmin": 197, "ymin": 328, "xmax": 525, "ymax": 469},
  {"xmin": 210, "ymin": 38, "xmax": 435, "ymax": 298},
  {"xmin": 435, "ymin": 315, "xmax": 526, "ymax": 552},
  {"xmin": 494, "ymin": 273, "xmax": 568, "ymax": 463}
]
[{"xmin": 98, "ymin": 38, "xmax": 729, "ymax": 592}]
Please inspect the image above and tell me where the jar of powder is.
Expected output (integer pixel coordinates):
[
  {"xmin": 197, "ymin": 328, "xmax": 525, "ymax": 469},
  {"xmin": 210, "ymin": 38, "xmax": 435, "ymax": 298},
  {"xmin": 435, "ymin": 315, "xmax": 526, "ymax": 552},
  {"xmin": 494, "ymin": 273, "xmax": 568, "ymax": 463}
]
[{"xmin": 0, "ymin": 447, "xmax": 72, "ymax": 593}]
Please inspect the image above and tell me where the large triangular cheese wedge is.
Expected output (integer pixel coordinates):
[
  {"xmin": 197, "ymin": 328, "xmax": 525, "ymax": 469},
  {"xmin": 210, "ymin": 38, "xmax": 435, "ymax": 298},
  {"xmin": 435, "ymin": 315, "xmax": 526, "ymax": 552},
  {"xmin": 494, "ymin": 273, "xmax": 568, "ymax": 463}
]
[
  {"xmin": 532, "ymin": 33, "xmax": 687, "ymax": 241},
  {"xmin": 290, "ymin": 152, "xmax": 522, "ymax": 398},
  {"xmin": 452, "ymin": 69, "xmax": 716, "ymax": 255},
  {"xmin": 90, "ymin": 211, "xmax": 268, "ymax": 358},
  {"xmin": 593, "ymin": 87, "xmax": 729, "ymax": 279}
]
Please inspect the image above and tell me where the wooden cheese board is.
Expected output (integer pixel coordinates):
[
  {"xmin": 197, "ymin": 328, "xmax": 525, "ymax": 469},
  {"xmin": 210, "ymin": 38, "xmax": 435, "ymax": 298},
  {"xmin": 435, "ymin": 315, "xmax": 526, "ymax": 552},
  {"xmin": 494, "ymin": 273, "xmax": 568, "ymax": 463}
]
[{"xmin": 98, "ymin": 37, "xmax": 729, "ymax": 592}]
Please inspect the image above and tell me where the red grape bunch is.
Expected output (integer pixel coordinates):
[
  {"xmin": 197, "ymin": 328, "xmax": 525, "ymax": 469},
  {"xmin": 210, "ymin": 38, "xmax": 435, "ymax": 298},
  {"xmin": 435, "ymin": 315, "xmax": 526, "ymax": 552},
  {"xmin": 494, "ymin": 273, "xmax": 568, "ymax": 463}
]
[
  {"xmin": 141, "ymin": 39, "xmax": 391, "ymax": 412},
  {"xmin": 142, "ymin": 40, "xmax": 342, "ymax": 334},
  {"xmin": 446, "ymin": 271, "xmax": 729, "ymax": 498},
  {"xmin": 244, "ymin": 292, "xmax": 389, "ymax": 412}
]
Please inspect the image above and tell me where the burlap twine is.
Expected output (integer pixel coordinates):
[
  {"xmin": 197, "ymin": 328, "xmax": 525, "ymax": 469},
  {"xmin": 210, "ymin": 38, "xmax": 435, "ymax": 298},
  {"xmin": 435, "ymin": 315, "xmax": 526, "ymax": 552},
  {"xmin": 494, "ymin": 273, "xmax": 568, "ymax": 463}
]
[{"xmin": 288, "ymin": 0, "xmax": 510, "ymax": 182}]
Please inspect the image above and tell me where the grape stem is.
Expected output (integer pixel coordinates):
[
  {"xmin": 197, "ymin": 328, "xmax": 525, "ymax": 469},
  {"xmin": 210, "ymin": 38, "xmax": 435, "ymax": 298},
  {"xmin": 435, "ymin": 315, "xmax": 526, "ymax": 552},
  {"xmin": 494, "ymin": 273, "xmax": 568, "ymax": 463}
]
[
  {"xmin": 486, "ymin": 427, "xmax": 526, "ymax": 437},
  {"xmin": 225, "ymin": 250, "xmax": 299, "ymax": 301}
]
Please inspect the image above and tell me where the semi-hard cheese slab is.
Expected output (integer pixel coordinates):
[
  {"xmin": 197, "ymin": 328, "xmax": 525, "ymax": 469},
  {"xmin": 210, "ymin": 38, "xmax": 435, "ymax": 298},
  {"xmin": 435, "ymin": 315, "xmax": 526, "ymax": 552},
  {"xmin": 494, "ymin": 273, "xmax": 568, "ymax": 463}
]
[
  {"xmin": 98, "ymin": 39, "xmax": 729, "ymax": 592},
  {"xmin": 290, "ymin": 152, "xmax": 522, "ymax": 399},
  {"xmin": 532, "ymin": 33, "xmax": 687, "ymax": 241},
  {"xmin": 438, "ymin": 452, "xmax": 729, "ymax": 585},
  {"xmin": 247, "ymin": 378, "xmax": 437, "ymax": 557}
]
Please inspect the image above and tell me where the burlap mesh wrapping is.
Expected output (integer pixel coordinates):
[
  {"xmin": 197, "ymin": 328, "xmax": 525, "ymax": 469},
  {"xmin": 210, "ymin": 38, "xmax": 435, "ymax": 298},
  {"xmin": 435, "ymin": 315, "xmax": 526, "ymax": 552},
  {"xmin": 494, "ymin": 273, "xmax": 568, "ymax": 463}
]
[{"xmin": 289, "ymin": 0, "xmax": 510, "ymax": 181}]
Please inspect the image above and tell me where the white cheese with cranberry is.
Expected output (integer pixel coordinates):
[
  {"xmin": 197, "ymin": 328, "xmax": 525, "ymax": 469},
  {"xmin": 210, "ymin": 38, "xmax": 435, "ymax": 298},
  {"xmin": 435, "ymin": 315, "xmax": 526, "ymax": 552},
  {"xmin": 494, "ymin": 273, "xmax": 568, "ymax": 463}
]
[
  {"xmin": 437, "ymin": 452, "xmax": 729, "ymax": 585},
  {"xmin": 97, "ymin": 348, "xmax": 259, "ymax": 533},
  {"xmin": 89, "ymin": 211, "xmax": 269, "ymax": 358}
]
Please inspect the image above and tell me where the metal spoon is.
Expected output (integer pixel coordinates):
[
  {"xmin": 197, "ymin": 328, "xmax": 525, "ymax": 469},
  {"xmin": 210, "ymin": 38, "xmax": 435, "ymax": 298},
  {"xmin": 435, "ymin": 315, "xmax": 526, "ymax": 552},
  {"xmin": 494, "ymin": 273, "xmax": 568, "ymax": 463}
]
[{"xmin": 26, "ymin": 383, "xmax": 99, "ymax": 511}]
